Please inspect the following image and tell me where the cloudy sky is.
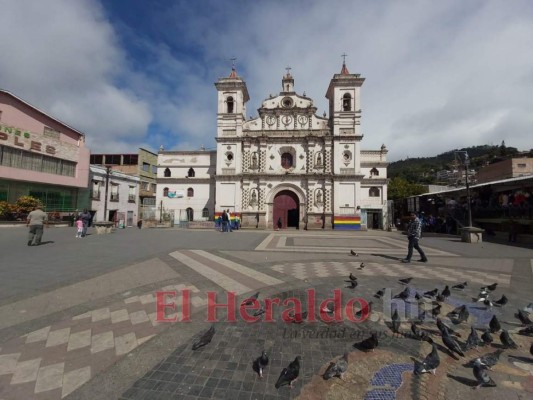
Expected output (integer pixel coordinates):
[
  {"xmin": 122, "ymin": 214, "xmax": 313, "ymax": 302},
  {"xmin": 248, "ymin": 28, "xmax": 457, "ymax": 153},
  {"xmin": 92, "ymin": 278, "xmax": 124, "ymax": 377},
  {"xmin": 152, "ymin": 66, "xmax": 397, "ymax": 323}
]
[{"xmin": 1, "ymin": 0, "xmax": 532, "ymax": 161}]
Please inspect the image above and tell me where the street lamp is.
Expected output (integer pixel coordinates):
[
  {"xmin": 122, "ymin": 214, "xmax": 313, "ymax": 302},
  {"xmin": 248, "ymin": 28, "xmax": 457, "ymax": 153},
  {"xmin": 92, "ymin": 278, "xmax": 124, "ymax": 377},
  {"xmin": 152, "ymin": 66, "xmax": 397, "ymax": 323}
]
[{"xmin": 455, "ymin": 151, "xmax": 473, "ymax": 227}]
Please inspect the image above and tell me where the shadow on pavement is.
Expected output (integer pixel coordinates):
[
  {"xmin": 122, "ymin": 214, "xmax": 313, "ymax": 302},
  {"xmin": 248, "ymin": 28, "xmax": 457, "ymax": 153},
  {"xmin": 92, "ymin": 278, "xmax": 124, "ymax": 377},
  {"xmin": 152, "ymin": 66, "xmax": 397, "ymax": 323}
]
[
  {"xmin": 371, "ymin": 254, "xmax": 403, "ymax": 261},
  {"xmin": 447, "ymin": 374, "xmax": 477, "ymax": 387}
]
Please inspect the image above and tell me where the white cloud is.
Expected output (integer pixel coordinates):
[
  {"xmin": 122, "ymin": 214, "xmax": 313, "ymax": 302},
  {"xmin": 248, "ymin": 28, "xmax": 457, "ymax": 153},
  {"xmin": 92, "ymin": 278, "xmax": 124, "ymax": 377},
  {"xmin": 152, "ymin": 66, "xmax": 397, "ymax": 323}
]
[{"xmin": 1, "ymin": 0, "xmax": 532, "ymax": 161}]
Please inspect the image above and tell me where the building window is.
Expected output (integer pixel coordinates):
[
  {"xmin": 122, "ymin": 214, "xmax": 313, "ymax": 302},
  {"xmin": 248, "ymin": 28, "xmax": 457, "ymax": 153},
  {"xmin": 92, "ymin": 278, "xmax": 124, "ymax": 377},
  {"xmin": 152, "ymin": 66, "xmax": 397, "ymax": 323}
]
[
  {"xmin": 370, "ymin": 167, "xmax": 379, "ymax": 176},
  {"xmin": 164, "ymin": 167, "xmax": 171, "ymax": 177},
  {"xmin": 517, "ymin": 163, "xmax": 526, "ymax": 168},
  {"xmin": 188, "ymin": 168, "xmax": 195, "ymax": 177},
  {"xmin": 281, "ymin": 153, "xmax": 293, "ymax": 169},
  {"xmin": 106, "ymin": 154, "xmax": 121, "ymax": 165},
  {"xmin": 202, "ymin": 207, "xmax": 209, "ymax": 218},
  {"xmin": 90, "ymin": 155, "xmax": 103, "ymax": 164},
  {"xmin": 123, "ymin": 154, "xmax": 138, "ymax": 165},
  {"xmin": 187, "ymin": 187, "xmax": 194, "ymax": 197},
  {"xmin": 151, "ymin": 165, "xmax": 157, "ymax": 174},
  {"xmin": 142, "ymin": 162, "xmax": 150, "ymax": 172},
  {"xmin": 141, "ymin": 181, "xmax": 149, "ymax": 191},
  {"xmin": 369, "ymin": 187, "xmax": 380, "ymax": 197},
  {"xmin": 227, "ymin": 96, "xmax": 234, "ymax": 113},
  {"xmin": 91, "ymin": 180, "xmax": 101, "ymax": 200},
  {"xmin": 163, "ymin": 187, "xmax": 169, "ymax": 197},
  {"xmin": 128, "ymin": 186, "xmax": 136, "ymax": 202},
  {"xmin": 186, "ymin": 207, "xmax": 194, "ymax": 221},
  {"xmin": 342, "ymin": 93, "xmax": 352, "ymax": 111},
  {"xmin": 110, "ymin": 184, "xmax": 119, "ymax": 201},
  {"xmin": 0, "ymin": 145, "xmax": 76, "ymax": 177}
]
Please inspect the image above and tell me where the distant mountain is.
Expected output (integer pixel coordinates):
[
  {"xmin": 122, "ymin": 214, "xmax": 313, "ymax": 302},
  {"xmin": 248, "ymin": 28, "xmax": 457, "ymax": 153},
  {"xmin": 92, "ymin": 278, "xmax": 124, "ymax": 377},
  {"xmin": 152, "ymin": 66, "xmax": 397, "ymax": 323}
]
[{"xmin": 388, "ymin": 143, "xmax": 524, "ymax": 184}]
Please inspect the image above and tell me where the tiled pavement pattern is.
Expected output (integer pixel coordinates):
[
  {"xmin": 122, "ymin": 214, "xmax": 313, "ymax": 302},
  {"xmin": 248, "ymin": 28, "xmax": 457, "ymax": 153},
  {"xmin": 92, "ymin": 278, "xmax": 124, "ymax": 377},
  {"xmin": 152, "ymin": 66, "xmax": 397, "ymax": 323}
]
[
  {"xmin": 0, "ymin": 283, "xmax": 205, "ymax": 399},
  {"xmin": 270, "ymin": 261, "xmax": 511, "ymax": 286}
]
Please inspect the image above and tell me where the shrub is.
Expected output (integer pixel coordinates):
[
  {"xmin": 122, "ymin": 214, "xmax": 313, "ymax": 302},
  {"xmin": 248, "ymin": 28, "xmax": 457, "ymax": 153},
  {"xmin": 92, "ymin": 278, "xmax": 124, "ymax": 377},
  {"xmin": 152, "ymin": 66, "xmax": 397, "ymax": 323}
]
[{"xmin": 13, "ymin": 196, "xmax": 44, "ymax": 214}]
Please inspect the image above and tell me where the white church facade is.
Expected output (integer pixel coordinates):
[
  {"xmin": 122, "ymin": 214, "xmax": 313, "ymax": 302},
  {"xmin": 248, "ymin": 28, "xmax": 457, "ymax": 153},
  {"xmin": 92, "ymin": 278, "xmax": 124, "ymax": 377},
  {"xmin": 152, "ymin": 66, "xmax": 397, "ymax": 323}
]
[{"xmin": 156, "ymin": 62, "xmax": 388, "ymax": 230}]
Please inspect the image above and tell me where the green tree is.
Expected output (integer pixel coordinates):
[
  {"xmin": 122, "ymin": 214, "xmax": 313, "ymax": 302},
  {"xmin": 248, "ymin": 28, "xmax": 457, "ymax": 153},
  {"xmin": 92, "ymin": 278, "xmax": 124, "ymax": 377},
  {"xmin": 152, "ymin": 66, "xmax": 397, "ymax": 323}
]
[{"xmin": 388, "ymin": 177, "xmax": 426, "ymax": 201}]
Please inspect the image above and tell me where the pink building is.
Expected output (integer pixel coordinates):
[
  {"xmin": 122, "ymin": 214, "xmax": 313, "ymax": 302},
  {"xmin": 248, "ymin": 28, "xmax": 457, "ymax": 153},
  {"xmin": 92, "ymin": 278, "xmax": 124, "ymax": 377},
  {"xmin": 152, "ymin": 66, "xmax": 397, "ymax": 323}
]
[{"xmin": 0, "ymin": 89, "xmax": 90, "ymax": 211}]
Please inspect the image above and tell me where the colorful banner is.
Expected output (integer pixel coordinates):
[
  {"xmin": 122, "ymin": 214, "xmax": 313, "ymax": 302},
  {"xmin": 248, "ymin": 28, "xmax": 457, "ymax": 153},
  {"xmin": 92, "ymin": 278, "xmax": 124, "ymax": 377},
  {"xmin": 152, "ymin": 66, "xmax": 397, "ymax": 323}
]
[{"xmin": 333, "ymin": 215, "xmax": 361, "ymax": 230}]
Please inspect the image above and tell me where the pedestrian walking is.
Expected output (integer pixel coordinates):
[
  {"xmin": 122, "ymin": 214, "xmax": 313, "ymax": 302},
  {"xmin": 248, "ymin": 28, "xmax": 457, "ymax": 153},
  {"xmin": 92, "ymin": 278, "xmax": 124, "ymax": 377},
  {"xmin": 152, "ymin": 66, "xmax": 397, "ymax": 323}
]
[
  {"xmin": 26, "ymin": 206, "xmax": 48, "ymax": 246},
  {"xmin": 79, "ymin": 209, "xmax": 92, "ymax": 237},
  {"xmin": 227, "ymin": 209, "xmax": 233, "ymax": 232},
  {"xmin": 401, "ymin": 212, "xmax": 428, "ymax": 263},
  {"xmin": 75, "ymin": 218, "xmax": 84, "ymax": 238},
  {"xmin": 221, "ymin": 210, "xmax": 228, "ymax": 233}
]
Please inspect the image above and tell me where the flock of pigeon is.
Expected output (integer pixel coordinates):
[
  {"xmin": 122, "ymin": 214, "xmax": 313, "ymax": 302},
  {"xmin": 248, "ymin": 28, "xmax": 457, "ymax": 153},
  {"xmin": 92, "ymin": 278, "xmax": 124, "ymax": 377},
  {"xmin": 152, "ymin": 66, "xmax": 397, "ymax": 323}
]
[{"xmin": 187, "ymin": 258, "xmax": 533, "ymax": 393}]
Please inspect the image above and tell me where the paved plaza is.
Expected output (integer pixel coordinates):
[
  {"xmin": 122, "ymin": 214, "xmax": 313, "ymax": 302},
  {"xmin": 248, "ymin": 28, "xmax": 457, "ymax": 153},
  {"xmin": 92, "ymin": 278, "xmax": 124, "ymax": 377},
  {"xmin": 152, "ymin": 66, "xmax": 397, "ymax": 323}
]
[{"xmin": 0, "ymin": 226, "xmax": 532, "ymax": 400}]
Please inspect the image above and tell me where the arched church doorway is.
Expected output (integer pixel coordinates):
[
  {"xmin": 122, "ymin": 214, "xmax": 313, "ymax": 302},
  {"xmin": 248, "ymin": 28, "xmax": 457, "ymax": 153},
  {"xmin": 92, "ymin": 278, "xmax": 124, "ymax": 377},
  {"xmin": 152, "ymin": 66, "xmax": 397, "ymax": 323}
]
[{"xmin": 273, "ymin": 190, "xmax": 299, "ymax": 229}]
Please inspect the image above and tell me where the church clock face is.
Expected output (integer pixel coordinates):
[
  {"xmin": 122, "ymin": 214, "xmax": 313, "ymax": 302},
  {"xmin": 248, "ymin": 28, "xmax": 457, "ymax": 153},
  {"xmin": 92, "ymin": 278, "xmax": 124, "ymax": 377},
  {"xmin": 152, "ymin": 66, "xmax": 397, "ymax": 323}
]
[
  {"xmin": 281, "ymin": 115, "xmax": 293, "ymax": 126},
  {"xmin": 266, "ymin": 115, "xmax": 276, "ymax": 126}
]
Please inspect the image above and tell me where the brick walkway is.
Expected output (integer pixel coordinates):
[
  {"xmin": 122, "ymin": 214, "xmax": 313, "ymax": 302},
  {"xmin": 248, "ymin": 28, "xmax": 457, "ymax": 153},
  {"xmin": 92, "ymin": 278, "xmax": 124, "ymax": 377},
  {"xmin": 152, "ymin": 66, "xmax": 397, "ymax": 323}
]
[{"xmin": 0, "ymin": 229, "xmax": 531, "ymax": 399}]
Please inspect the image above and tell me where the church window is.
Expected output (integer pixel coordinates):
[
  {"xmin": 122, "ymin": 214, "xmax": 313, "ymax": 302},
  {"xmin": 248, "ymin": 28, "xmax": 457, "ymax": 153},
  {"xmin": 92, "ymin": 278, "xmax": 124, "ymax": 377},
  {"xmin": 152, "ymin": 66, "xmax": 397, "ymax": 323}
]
[
  {"xmin": 164, "ymin": 168, "xmax": 171, "ymax": 177},
  {"xmin": 186, "ymin": 207, "xmax": 194, "ymax": 221},
  {"xmin": 227, "ymin": 96, "xmax": 234, "ymax": 113},
  {"xmin": 202, "ymin": 207, "xmax": 209, "ymax": 218},
  {"xmin": 370, "ymin": 167, "xmax": 379, "ymax": 176},
  {"xmin": 163, "ymin": 187, "xmax": 169, "ymax": 197},
  {"xmin": 342, "ymin": 93, "xmax": 352, "ymax": 111},
  {"xmin": 188, "ymin": 168, "xmax": 195, "ymax": 177},
  {"xmin": 281, "ymin": 153, "xmax": 293, "ymax": 169},
  {"xmin": 369, "ymin": 187, "xmax": 380, "ymax": 197},
  {"xmin": 226, "ymin": 152, "xmax": 234, "ymax": 161},
  {"xmin": 187, "ymin": 188, "xmax": 194, "ymax": 197}
]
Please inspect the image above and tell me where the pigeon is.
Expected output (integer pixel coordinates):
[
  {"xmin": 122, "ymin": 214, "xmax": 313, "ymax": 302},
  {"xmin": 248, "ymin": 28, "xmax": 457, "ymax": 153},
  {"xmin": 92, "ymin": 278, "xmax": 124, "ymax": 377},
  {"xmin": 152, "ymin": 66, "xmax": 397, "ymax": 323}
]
[
  {"xmin": 412, "ymin": 340, "xmax": 440, "ymax": 375},
  {"xmin": 345, "ymin": 280, "xmax": 358, "ymax": 289},
  {"xmin": 473, "ymin": 349, "xmax": 503, "ymax": 370},
  {"xmin": 493, "ymin": 295, "xmax": 508, "ymax": 307},
  {"xmin": 473, "ymin": 359, "xmax": 497, "ymax": 389},
  {"xmin": 243, "ymin": 292, "xmax": 260, "ymax": 306},
  {"xmin": 415, "ymin": 292, "xmax": 423, "ymax": 301},
  {"xmin": 437, "ymin": 318, "xmax": 460, "ymax": 338},
  {"xmin": 518, "ymin": 325, "xmax": 533, "ymax": 337},
  {"xmin": 350, "ymin": 250, "xmax": 358, "ymax": 256},
  {"xmin": 394, "ymin": 287, "xmax": 410, "ymax": 300},
  {"xmin": 441, "ymin": 285, "xmax": 451, "ymax": 299},
  {"xmin": 253, "ymin": 306, "xmax": 266, "ymax": 317},
  {"xmin": 435, "ymin": 292, "xmax": 445, "ymax": 303},
  {"xmin": 484, "ymin": 299, "xmax": 494, "ymax": 308},
  {"xmin": 348, "ymin": 273, "xmax": 358, "ymax": 282},
  {"xmin": 489, "ymin": 315, "xmax": 501, "ymax": 333},
  {"xmin": 465, "ymin": 326, "xmax": 482, "ymax": 350},
  {"xmin": 423, "ymin": 288, "xmax": 439, "ymax": 298},
  {"xmin": 323, "ymin": 352, "xmax": 349, "ymax": 380},
  {"xmin": 275, "ymin": 356, "xmax": 301, "ymax": 389},
  {"xmin": 431, "ymin": 304, "xmax": 442, "ymax": 318},
  {"xmin": 515, "ymin": 309, "xmax": 533, "ymax": 326},
  {"xmin": 353, "ymin": 332, "xmax": 379, "ymax": 352},
  {"xmin": 374, "ymin": 288, "xmax": 385, "ymax": 299},
  {"xmin": 453, "ymin": 306, "xmax": 469, "ymax": 324},
  {"xmin": 481, "ymin": 330, "xmax": 493, "ymax": 345},
  {"xmin": 500, "ymin": 330, "xmax": 518, "ymax": 349},
  {"xmin": 449, "ymin": 305, "xmax": 466, "ymax": 319},
  {"xmin": 322, "ymin": 303, "xmax": 335, "ymax": 314},
  {"xmin": 391, "ymin": 309, "xmax": 401, "ymax": 334},
  {"xmin": 474, "ymin": 292, "xmax": 490, "ymax": 303},
  {"xmin": 399, "ymin": 277, "xmax": 413, "ymax": 285},
  {"xmin": 289, "ymin": 311, "xmax": 308, "ymax": 324},
  {"xmin": 254, "ymin": 351, "xmax": 269, "ymax": 378},
  {"xmin": 413, "ymin": 309, "xmax": 427, "ymax": 325},
  {"xmin": 441, "ymin": 327, "xmax": 465, "ymax": 357},
  {"xmin": 354, "ymin": 302, "xmax": 372, "ymax": 319},
  {"xmin": 358, "ymin": 262, "xmax": 365, "ymax": 270},
  {"xmin": 523, "ymin": 303, "xmax": 533, "ymax": 314},
  {"xmin": 411, "ymin": 322, "xmax": 430, "ymax": 341},
  {"xmin": 481, "ymin": 283, "xmax": 498, "ymax": 293},
  {"xmin": 192, "ymin": 325, "xmax": 215, "ymax": 350},
  {"xmin": 452, "ymin": 282, "xmax": 468, "ymax": 290}
]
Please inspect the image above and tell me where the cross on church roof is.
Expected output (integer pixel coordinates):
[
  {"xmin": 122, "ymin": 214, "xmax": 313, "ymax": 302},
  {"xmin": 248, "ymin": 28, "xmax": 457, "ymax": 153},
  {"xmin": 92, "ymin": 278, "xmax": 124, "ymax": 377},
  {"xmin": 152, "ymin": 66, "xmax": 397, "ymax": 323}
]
[
  {"xmin": 285, "ymin": 66, "xmax": 292, "ymax": 76},
  {"xmin": 341, "ymin": 53, "xmax": 348, "ymax": 63},
  {"xmin": 340, "ymin": 53, "xmax": 350, "ymax": 75},
  {"xmin": 229, "ymin": 57, "xmax": 238, "ymax": 78}
]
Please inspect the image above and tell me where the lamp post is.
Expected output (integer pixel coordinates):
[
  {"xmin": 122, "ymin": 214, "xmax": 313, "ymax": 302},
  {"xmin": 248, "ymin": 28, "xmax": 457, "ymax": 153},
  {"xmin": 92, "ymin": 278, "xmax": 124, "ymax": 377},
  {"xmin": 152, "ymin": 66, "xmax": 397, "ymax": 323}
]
[
  {"xmin": 103, "ymin": 165, "xmax": 111, "ymax": 222},
  {"xmin": 455, "ymin": 151, "xmax": 472, "ymax": 227}
]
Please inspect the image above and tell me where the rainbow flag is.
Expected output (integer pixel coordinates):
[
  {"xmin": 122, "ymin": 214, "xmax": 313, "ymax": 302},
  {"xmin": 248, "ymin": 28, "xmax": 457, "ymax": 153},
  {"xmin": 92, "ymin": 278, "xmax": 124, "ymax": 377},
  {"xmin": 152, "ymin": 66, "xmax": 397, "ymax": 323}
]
[{"xmin": 333, "ymin": 215, "xmax": 361, "ymax": 230}]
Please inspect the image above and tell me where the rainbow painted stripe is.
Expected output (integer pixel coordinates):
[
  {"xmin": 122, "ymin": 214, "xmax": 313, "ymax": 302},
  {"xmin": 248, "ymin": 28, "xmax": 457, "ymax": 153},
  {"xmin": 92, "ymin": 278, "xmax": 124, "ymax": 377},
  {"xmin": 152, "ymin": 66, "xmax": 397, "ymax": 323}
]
[{"xmin": 333, "ymin": 215, "xmax": 361, "ymax": 230}]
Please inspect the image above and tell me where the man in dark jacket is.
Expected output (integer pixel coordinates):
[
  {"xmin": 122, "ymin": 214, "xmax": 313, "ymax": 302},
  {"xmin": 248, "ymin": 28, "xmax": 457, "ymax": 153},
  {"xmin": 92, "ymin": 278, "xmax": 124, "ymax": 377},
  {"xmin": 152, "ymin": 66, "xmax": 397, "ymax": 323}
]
[
  {"xmin": 401, "ymin": 212, "xmax": 428, "ymax": 263},
  {"xmin": 79, "ymin": 209, "xmax": 92, "ymax": 237}
]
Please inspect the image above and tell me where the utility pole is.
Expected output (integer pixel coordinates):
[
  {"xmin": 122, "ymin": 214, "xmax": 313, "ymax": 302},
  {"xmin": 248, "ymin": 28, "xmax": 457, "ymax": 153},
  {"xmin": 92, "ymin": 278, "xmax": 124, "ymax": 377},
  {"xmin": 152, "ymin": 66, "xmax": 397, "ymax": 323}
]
[
  {"xmin": 103, "ymin": 166, "xmax": 111, "ymax": 221},
  {"xmin": 455, "ymin": 151, "xmax": 472, "ymax": 227}
]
